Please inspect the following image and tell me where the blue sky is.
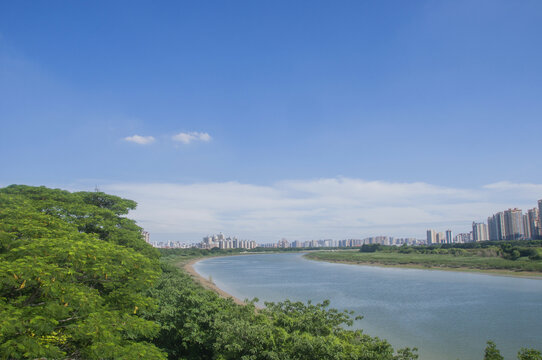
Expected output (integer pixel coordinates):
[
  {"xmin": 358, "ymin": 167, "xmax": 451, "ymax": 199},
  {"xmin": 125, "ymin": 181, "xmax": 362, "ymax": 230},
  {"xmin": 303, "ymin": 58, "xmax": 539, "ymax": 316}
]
[{"xmin": 1, "ymin": 1, "xmax": 542, "ymax": 242}]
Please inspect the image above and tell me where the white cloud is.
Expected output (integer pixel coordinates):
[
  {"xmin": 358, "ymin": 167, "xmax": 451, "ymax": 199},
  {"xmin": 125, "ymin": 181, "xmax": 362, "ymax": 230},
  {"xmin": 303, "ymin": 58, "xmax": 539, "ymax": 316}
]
[
  {"xmin": 484, "ymin": 181, "xmax": 542, "ymax": 193},
  {"xmin": 172, "ymin": 131, "xmax": 212, "ymax": 144},
  {"xmin": 124, "ymin": 135, "xmax": 155, "ymax": 145},
  {"xmin": 101, "ymin": 178, "xmax": 542, "ymax": 243}
]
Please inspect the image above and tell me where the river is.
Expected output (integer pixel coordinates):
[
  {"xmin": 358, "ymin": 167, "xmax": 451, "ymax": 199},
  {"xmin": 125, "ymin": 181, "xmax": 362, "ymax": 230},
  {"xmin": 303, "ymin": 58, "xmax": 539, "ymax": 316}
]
[{"xmin": 193, "ymin": 253, "xmax": 542, "ymax": 360}]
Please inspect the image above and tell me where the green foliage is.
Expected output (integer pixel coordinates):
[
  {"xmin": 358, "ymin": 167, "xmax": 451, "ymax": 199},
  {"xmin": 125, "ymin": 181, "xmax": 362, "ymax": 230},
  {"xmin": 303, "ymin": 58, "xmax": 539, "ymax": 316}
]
[
  {"xmin": 508, "ymin": 249, "xmax": 521, "ymax": 260},
  {"xmin": 311, "ymin": 242, "xmax": 542, "ymax": 273},
  {"xmin": 263, "ymin": 299, "xmax": 356, "ymax": 336},
  {"xmin": 360, "ymin": 244, "xmax": 382, "ymax": 253},
  {"xmin": 528, "ymin": 248, "xmax": 542, "ymax": 261},
  {"xmin": 356, "ymin": 240, "xmax": 542, "ymax": 261},
  {"xmin": 145, "ymin": 260, "xmax": 419, "ymax": 360},
  {"xmin": 483, "ymin": 341, "xmax": 542, "ymax": 360},
  {"xmin": 484, "ymin": 341, "xmax": 504, "ymax": 360},
  {"xmin": 0, "ymin": 185, "xmax": 165, "ymax": 359},
  {"xmin": 518, "ymin": 348, "xmax": 542, "ymax": 360}
]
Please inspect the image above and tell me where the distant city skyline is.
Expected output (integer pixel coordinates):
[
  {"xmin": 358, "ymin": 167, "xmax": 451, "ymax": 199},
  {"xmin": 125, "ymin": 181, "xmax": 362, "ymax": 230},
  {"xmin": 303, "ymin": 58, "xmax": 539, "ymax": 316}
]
[
  {"xmin": 1, "ymin": 2, "xmax": 541, "ymax": 243},
  {"xmin": 100, "ymin": 181, "xmax": 540, "ymax": 243}
]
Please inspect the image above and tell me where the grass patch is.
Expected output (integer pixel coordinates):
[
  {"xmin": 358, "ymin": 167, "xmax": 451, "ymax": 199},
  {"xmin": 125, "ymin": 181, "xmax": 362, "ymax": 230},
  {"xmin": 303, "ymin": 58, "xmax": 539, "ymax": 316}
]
[{"xmin": 305, "ymin": 250, "xmax": 542, "ymax": 274}]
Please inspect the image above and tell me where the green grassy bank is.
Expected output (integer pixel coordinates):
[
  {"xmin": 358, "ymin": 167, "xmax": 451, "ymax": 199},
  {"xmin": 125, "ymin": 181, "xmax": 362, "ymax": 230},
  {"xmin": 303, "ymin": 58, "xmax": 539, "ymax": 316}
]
[{"xmin": 304, "ymin": 248, "xmax": 542, "ymax": 276}]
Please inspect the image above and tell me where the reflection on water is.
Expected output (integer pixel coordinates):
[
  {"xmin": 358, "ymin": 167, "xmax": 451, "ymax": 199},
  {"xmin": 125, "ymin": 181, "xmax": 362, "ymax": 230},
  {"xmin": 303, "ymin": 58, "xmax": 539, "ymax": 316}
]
[{"xmin": 194, "ymin": 253, "xmax": 542, "ymax": 360}]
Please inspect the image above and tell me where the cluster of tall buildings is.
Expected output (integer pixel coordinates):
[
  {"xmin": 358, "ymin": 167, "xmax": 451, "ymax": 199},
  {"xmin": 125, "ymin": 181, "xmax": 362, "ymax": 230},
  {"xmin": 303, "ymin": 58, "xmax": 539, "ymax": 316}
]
[
  {"xmin": 426, "ymin": 229, "xmax": 455, "ymax": 245},
  {"xmin": 145, "ymin": 200, "xmax": 542, "ymax": 250},
  {"xmin": 260, "ymin": 238, "xmax": 339, "ymax": 248},
  {"xmin": 156, "ymin": 241, "xmax": 196, "ymax": 249},
  {"xmin": 262, "ymin": 236, "xmax": 423, "ymax": 249},
  {"xmin": 141, "ymin": 230, "xmax": 257, "ymax": 249},
  {"xmin": 361, "ymin": 236, "xmax": 422, "ymax": 246},
  {"xmin": 427, "ymin": 199, "xmax": 542, "ymax": 244},
  {"xmin": 141, "ymin": 230, "xmax": 198, "ymax": 248},
  {"xmin": 426, "ymin": 229, "xmax": 475, "ymax": 244},
  {"xmin": 200, "ymin": 233, "xmax": 257, "ymax": 250},
  {"xmin": 454, "ymin": 232, "xmax": 473, "ymax": 243},
  {"xmin": 486, "ymin": 204, "xmax": 541, "ymax": 241}
]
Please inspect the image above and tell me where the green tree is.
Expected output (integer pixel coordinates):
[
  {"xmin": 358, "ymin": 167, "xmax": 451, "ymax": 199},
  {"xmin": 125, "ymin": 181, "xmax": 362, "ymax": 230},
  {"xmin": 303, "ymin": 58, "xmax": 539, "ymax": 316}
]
[
  {"xmin": 146, "ymin": 260, "xmax": 419, "ymax": 360},
  {"xmin": 518, "ymin": 348, "xmax": 542, "ymax": 360},
  {"xmin": 0, "ymin": 185, "xmax": 165, "ymax": 359},
  {"xmin": 484, "ymin": 341, "xmax": 504, "ymax": 360}
]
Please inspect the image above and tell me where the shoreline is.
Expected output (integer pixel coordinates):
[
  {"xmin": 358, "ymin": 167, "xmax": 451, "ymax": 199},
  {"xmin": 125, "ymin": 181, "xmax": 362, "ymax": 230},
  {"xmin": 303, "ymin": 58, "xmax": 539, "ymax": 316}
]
[
  {"xmin": 181, "ymin": 251, "xmax": 542, "ymax": 309},
  {"xmin": 183, "ymin": 257, "xmax": 247, "ymax": 306},
  {"xmin": 304, "ymin": 254, "xmax": 542, "ymax": 279}
]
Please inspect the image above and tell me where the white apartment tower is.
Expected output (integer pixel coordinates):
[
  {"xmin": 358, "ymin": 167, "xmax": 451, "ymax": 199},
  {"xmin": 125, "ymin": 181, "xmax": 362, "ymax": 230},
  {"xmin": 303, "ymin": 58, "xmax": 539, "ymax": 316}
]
[
  {"xmin": 504, "ymin": 208, "xmax": 524, "ymax": 240},
  {"xmin": 141, "ymin": 230, "xmax": 150, "ymax": 243},
  {"xmin": 472, "ymin": 222, "xmax": 489, "ymax": 242},
  {"xmin": 426, "ymin": 229, "xmax": 436, "ymax": 245}
]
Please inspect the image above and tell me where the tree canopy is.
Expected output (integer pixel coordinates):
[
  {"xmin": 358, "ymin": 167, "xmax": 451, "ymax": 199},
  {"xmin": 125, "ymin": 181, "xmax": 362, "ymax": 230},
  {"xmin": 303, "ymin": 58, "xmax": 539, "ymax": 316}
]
[{"xmin": 0, "ymin": 185, "xmax": 164, "ymax": 359}]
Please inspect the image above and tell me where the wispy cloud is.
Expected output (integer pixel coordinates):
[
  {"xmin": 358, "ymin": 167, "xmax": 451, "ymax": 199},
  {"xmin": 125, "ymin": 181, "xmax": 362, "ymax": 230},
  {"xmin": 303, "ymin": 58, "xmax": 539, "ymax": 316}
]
[
  {"xmin": 172, "ymin": 131, "xmax": 212, "ymax": 144},
  {"xmin": 483, "ymin": 181, "xmax": 542, "ymax": 193},
  {"xmin": 102, "ymin": 178, "xmax": 542, "ymax": 243},
  {"xmin": 124, "ymin": 135, "xmax": 155, "ymax": 145}
]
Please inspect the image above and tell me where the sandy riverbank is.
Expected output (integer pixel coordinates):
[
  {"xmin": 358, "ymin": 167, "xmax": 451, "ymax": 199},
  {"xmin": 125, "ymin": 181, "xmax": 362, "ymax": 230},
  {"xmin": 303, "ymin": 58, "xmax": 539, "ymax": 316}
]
[
  {"xmin": 181, "ymin": 251, "xmax": 310, "ymax": 306},
  {"xmin": 183, "ymin": 257, "xmax": 247, "ymax": 305}
]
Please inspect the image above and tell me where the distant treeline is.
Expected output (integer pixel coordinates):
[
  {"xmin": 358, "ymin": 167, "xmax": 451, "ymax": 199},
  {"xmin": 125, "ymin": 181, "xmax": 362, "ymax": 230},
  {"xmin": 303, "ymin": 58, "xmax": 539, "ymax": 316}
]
[
  {"xmin": 158, "ymin": 246, "xmax": 311, "ymax": 258},
  {"xmin": 360, "ymin": 240, "xmax": 542, "ymax": 261}
]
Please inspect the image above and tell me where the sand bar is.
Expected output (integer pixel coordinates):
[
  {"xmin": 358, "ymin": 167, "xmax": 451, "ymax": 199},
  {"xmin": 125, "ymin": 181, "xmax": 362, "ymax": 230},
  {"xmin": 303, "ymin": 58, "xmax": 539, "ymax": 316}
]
[{"xmin": 183, "ymin": 257, "xmax": 247, "ymax": 305}]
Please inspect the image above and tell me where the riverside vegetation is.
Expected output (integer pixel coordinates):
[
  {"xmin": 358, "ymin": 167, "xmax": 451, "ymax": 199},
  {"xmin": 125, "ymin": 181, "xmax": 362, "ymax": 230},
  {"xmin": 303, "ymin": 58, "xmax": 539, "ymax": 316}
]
[
  {"xmin": 0, "ymin": 185, "xmax": 540, "ymax": 359},
  {"xmin": 305, "ymin": 241, "xmax": 542, "ymax": 275}
]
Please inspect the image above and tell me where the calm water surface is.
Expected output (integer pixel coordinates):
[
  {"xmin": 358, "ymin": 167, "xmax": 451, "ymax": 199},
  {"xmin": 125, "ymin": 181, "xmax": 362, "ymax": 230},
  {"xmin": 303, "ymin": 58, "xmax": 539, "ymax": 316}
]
[{"xmin": 194, "ymin": 253, "xmax": 542, "ymax": 360}]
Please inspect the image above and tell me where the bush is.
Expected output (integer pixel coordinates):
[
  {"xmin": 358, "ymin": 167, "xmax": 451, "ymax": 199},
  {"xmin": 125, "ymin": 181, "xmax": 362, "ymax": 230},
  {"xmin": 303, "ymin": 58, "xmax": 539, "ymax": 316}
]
[{"xmin": 360, "ymin": 244, "xmax": 382, "ymax": 253}]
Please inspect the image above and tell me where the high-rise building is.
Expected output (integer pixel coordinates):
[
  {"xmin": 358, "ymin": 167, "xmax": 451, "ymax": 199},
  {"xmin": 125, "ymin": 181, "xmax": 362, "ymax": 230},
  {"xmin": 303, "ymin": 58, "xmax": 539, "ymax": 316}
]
[
  {"xmin": 488, "ymin": 215, "xmax": 497, "ymax": 241},
  {"xmin": 278, "ymin": 238, "xmax": 289, "ymax": 248},
  {"xmin": 504, "ymin": 208, "xmax": 524, "ymax": 240},
  {"xmin": 436, "ymin": 232, "xmax": 445, "ymax": 244},
  {"xmin": 426, "ymin": 229, "xmax": 436, "ymax": 245},
  {"xmin": 472, "ymin": 222, "xmax": 489, "ymax": 242},
  {"xmin": 496, "ymin": 212, "xmax": 507, "ymax": 240},
  {"xmin": 141, "ymin": 230, "xmax": 150, "ymax": 243},
  {"xmin": 454, "ymin": 232, "xmax": 472, "ymax": 243},
  {"xmin": 488, "ymin": 216, "xmax": 495, "ymax": 240},
  {"xmin": 445, "ymin": 230, "xmax": 453, "ymax": 244},
  {"xmin": 528, "ymin": 207, "xmax": 541, "ymax": 240},
  {"xmin": 523, "ymin": 214, "xmax": 532, "ymax": 240},
  {"xmin": 488, "ymin": 212, "xmax": 507, "ymax": 241},
  {"xmin": 538, "ymin": 200, "xmax": 542, "ymax": 238}
]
